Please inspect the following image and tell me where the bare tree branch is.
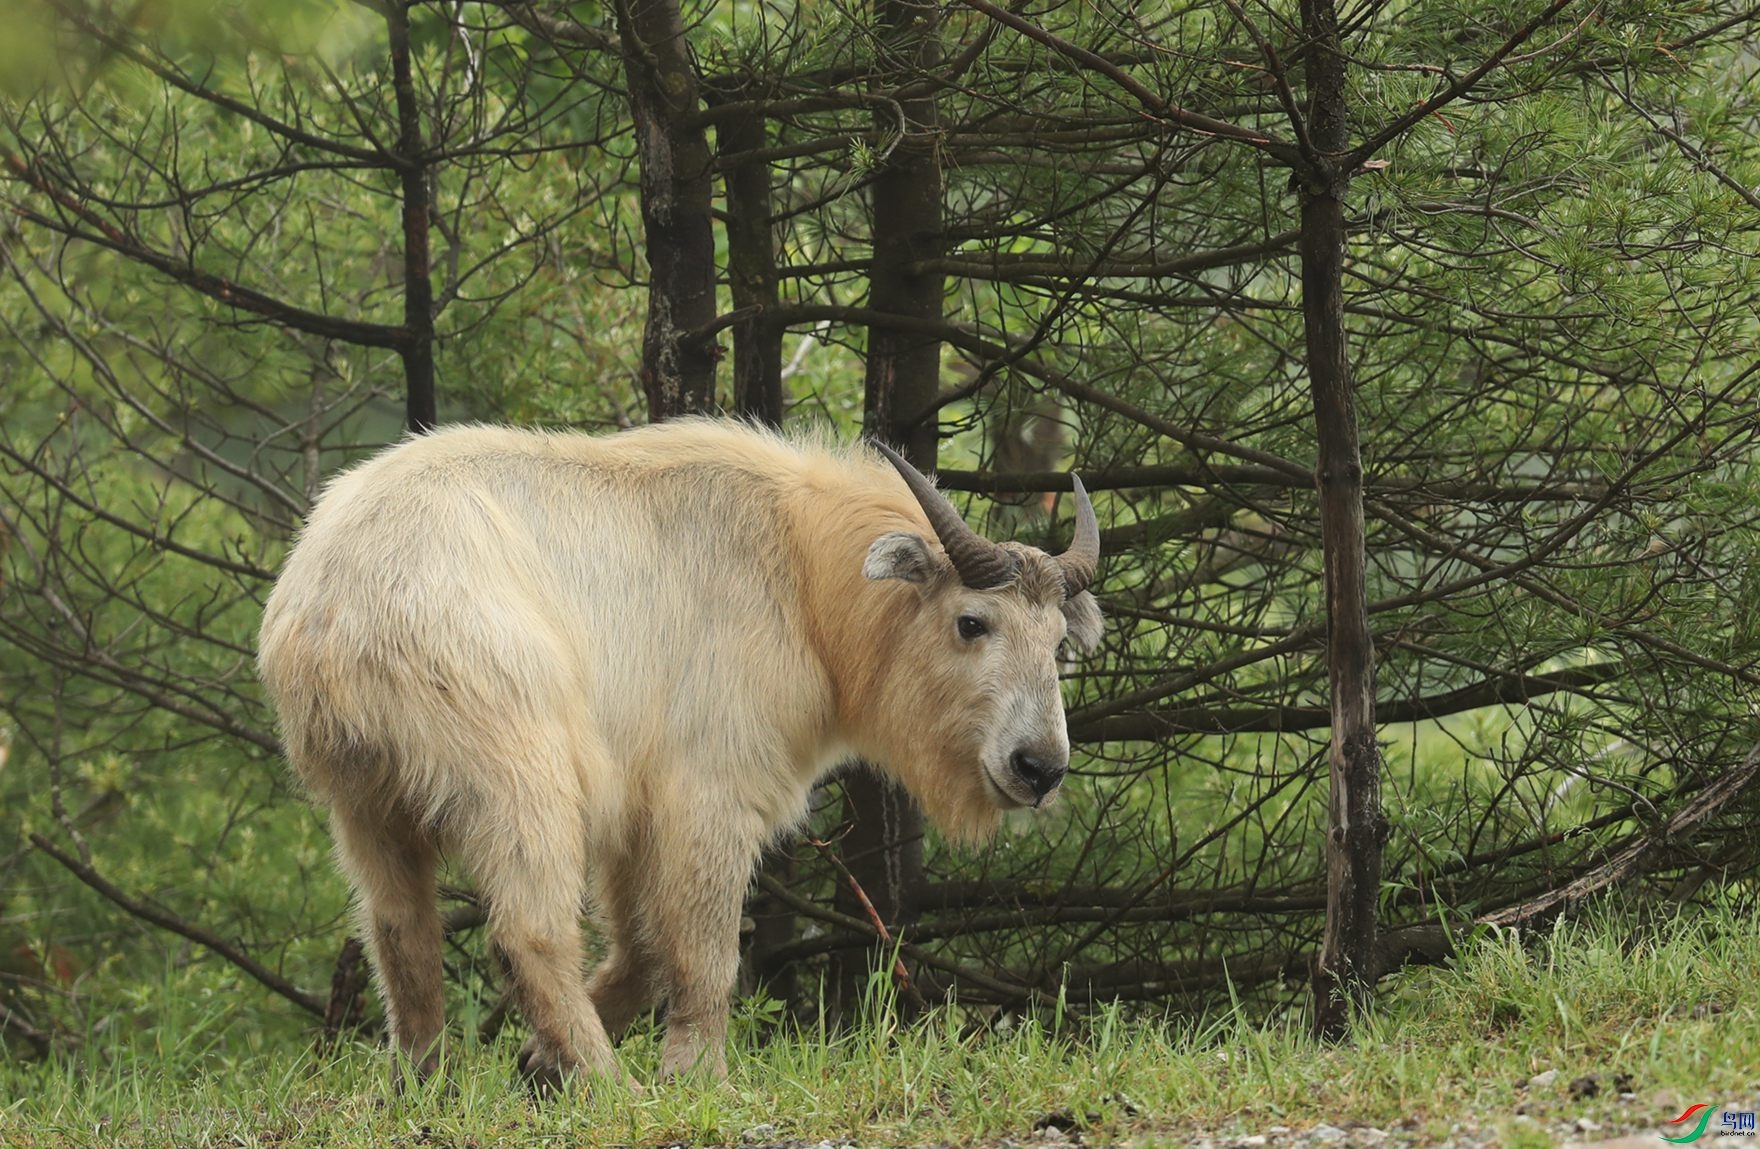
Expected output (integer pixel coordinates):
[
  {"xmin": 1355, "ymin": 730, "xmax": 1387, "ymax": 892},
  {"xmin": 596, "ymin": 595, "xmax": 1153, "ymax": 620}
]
[{"xmin": 30, "ymin": 834, "xmax": 327, "ymax": 1018}]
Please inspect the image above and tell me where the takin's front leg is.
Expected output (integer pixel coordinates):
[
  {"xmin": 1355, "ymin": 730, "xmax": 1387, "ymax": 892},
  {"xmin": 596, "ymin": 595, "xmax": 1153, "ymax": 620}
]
[{"xmin": 646, "ymin": 804, "xmax": 762, "ymax": 1080}]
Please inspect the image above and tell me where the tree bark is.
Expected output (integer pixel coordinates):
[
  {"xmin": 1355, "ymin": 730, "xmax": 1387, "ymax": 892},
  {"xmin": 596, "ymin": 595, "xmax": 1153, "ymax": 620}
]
[
  {"xmin": 833, "ymin": 0, "xmax": 945, "ymax": 1020},
  {"xmin": 720, "ymin": 107, "xmax": 784, "ymax": 426},
  {"xmin": 617, "ymin": 0, "xmax": 719, "ymax": 420},
  {"xmin": 861, "ymin": 0, "xmax": 945, "ymax": 465},
  {"xmin": 1299, "ymin": 0, "xmax": 1384, "ymax": 1041},
  {"xmin": 387, "ymin": 1, "xmax": 437, "ymax": 433}
]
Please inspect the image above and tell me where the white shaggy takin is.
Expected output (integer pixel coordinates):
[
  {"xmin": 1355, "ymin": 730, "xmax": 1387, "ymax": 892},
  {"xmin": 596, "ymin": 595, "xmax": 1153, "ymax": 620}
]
[{"xmin": 257, "ymin": 418, "xmax": 1102, "ymax": 1088}]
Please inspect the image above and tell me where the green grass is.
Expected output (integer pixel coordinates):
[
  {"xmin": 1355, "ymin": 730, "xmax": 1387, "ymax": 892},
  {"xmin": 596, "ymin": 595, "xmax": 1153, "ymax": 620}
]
[{"xmin": 2, "ymin": 901, "xmax": 1757, "ymax": 1148}]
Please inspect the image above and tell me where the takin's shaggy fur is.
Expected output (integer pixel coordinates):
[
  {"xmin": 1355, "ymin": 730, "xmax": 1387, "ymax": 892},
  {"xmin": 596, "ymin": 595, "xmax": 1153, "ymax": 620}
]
[{"xmin": 258, "ymin": 418, "xmax": 1102, "ymax": 1087}]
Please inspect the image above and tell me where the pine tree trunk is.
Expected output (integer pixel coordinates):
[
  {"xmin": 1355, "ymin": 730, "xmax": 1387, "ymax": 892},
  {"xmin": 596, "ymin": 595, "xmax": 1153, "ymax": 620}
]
[
  {"xmin": 722, "ymin": 108, "xmax": 784, "ymax": 426},
  {"xmin": 386, "ymin": 3, "xmax": 436, "ymax": 433},
  {"xmin": 618, "ymin": 0, "xmax": 719, "ymax": 420},
  {"xmin": 1300, "ymin": 0, "xmax": 1385, "ymax": 1040}
]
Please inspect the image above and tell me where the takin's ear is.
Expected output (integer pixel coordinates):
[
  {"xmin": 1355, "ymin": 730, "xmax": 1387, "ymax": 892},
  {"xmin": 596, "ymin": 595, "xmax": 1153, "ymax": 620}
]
[
  {"xmin": 1061, "ymin": 590, "xmax": 1105, "ymax": 656},
  {"xmin": 864, "ymin": 532, "xmax": 945, "ymax": 585}
]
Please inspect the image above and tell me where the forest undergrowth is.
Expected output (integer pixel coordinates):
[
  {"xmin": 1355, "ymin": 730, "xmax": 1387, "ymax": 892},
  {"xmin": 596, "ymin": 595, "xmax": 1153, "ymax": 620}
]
[{"xmin": 1, "ymin": 900, "xmax": 1755, "ymax": 1149}]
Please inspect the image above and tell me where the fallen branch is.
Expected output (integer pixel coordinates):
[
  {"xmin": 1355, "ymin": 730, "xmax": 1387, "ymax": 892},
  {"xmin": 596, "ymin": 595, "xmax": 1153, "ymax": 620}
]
[{"xmin": 1480, "ymin": 739, "xmax": 1760, "ymax": 928}]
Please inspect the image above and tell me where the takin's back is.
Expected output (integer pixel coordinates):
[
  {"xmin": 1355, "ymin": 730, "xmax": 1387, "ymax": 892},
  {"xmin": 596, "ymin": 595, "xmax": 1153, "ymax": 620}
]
[{"xmin": 257, "ymin": 420, "xmax": 910, "ymax": 833}]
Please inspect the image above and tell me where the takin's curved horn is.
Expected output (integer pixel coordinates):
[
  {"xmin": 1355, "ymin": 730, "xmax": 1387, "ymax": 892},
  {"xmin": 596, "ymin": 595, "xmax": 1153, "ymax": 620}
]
[
  {"xmin": 1056, "ymin": 474, "xmax": 1100, "ymax": 597},
  {"xmin": 871, "ymin": 439, "xmax": 1019, "ymax": 590}
]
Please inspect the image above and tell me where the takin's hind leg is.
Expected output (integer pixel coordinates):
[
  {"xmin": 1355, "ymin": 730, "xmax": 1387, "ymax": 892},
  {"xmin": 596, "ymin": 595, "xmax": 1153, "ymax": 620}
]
[
  {"xmin": 645, "ymin": 802, "xmax": 764, "ymax": 1080},
  {"xmin": 586, "ymin": 863, "xmax": 661, "ymax": 1042},
  {"xmin": 330, "ymin": 799, "xmax": 446, "ymax": 1084},
  {"xmin": 463, "ymin": 787, "xmax": 619, "ymax": 1094}
]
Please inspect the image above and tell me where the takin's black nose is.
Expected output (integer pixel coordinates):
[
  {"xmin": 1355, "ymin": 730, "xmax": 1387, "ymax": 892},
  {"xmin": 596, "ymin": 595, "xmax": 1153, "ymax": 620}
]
[{"xmin": 1009, "ymin": 749, "xmax": 1068, "ymax": 802}]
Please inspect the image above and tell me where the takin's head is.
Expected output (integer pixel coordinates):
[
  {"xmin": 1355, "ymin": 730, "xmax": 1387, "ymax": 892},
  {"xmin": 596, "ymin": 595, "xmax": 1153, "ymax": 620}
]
[{"xmin": 861, "ymin": 442, "xmax": 1104, "ymax": 840}]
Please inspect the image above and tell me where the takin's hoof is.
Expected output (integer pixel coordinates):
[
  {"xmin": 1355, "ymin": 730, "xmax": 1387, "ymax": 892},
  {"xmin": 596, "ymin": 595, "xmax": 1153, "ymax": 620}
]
[
  {"xmin": 516, "ymin": 1038, "xmax": 640, "ymax": 1097},
  {"xmin": 516, "ymin": 1039, "xmax": 572, "ymax": 1097},
  {"xmin": 389, "ymin": 1048, "xmax": 448, "ymax": 1097},
  {"xmin": 657, "ymin": 1052, "xmax": 729, "ymax": 1084}
]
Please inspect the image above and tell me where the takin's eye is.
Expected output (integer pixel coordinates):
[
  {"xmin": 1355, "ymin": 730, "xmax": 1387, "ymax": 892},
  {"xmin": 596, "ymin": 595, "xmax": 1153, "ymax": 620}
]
[{"xmin": 957, "ymin": 615, "xmax": 989, "ymax": 642}]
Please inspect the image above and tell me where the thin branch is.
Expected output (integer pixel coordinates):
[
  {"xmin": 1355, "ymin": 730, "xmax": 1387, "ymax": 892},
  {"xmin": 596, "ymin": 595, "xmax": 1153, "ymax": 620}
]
[
  {"xmin": 2, "ymin": 149, "xmax": 409, "ymax": 350},
  {"xmin": 1352, "ymin": 0, "xmax": 1583, "ymax": 162},
  {"xmin": 936, "ymin": 464, "xmax": 1610, "ymax": 501},
  {"xmin": 754, "ymin": 873, "xmax": 1048, "ymax": 1005},
  {"xmin": 773, "ymin": 303, "xmax": 1314, "ymax": 482},
  {"xmin": 956, "ymin": 0, "xmax": 1301, "ymax": 164},
  {"xmin": 1072, "ymin": 662, "xmax": 1628, "ymax": 743},
  {"xmin": 30, "ymin": 834, "xmax": 327, "ymax": 1018},
  {"xmin": 0, "ymin": 998, "xmax": 60, "ymax": 1058},
  {"xmin": 485, "ymin": 0, "xmax": 621, "ymax": 53},
  {"xmin": 807, "ymin": 838, "xmax": 929, "ymax": 1013}
]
